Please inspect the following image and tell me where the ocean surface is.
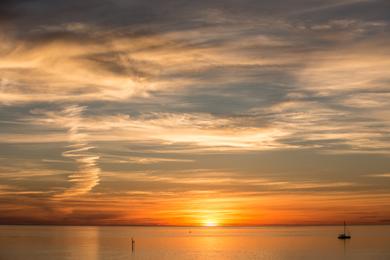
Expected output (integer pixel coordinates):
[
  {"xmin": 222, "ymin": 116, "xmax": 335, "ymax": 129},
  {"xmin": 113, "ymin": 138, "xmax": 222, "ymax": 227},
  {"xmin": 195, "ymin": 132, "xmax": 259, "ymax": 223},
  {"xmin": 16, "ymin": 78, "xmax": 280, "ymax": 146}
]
[{"xmin": 0, "ymin": 225, "xmax": 389, "ymax": 260}]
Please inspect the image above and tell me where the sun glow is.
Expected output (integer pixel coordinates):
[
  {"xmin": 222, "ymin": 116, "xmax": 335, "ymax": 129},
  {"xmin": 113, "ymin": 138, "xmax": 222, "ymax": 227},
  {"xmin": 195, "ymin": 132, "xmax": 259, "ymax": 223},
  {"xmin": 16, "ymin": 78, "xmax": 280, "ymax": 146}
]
[{"xmin": 203, "ymin": 219, "xmax": 218, "ymax": 227}]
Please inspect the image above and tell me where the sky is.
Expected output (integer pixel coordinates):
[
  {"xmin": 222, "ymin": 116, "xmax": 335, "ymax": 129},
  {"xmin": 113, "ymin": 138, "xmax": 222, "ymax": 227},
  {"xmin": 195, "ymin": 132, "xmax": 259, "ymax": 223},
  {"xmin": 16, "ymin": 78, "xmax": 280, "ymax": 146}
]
[{"xmin": 0, "ymin": 0, "xmax": 389, "ymax": 226}]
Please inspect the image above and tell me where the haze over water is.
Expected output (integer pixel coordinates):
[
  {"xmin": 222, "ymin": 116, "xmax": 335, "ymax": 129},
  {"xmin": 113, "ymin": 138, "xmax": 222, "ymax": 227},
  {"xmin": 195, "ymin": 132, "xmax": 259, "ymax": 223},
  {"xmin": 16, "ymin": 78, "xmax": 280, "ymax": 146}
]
[{"xmin": 1, "ymin": 225, "xmax": 389, "ymax": 260}]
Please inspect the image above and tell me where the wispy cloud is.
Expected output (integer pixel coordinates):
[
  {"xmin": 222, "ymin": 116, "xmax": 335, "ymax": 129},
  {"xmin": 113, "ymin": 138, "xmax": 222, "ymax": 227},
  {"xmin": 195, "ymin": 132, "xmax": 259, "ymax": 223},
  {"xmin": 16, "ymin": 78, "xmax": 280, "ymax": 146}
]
[
  {"xmin": 367, "ymin": 173, "xmax": 390, "ymax": 178},
  {"xmin": 18, "ymin": 112, "xmax": 291, "ymax": 151},
  {"xmin": 54, "ymin": 105, "xmax": 100, "ymax": 197},
  {"xmin": 101, "ymin": 155, "xmax": 194, "ymax": 164}
]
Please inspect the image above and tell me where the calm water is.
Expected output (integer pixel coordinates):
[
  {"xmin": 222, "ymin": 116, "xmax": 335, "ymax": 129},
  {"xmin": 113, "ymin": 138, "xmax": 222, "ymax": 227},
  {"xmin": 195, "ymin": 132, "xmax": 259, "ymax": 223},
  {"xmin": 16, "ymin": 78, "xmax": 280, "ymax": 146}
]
[{"xmin": 0, "ymin": 225, "xmax": 389, "ymax": 260}]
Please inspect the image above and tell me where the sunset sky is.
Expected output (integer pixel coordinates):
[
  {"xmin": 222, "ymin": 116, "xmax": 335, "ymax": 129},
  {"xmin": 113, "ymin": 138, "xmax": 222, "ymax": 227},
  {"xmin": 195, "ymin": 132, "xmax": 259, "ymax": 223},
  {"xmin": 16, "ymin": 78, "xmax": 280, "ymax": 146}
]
[{"xmin": 0, "ymin": 0, "xmax": 389, "ymax": 226}]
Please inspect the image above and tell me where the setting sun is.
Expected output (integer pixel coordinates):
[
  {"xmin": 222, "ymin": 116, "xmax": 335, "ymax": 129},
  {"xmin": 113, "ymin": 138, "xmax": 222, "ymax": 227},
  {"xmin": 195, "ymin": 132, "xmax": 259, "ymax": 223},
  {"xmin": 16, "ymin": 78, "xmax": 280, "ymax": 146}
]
[{"xmin": 203, "ymin": 219, "xmax": 218, "ymax": 227}]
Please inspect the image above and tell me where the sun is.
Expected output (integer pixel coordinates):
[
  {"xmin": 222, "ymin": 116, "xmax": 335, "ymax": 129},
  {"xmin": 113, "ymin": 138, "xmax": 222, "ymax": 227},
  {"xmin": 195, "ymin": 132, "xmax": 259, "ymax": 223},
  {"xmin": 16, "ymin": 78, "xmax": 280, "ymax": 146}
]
[{"xmin": 203, "ymin": 219, "xmax": 218, "ymax": 227}]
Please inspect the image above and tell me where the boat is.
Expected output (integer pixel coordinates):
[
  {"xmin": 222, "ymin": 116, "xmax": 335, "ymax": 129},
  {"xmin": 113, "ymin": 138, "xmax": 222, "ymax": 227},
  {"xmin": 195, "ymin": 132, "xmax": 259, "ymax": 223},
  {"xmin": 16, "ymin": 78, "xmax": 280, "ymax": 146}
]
[{"xmin": 338, "ymin": 221, "xmax": 351, "ymax": 239}]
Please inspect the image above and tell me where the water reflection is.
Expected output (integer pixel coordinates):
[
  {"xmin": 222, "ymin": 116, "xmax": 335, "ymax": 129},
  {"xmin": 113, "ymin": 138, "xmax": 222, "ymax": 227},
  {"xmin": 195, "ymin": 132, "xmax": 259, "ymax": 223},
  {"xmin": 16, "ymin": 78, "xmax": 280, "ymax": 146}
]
[
  {"xmin": 0, "ymin": 225, "xmax": 389, "ymax": 260},
  {"xmin": 0, "ymin": 226, "xmax": 99, "ymax": 260}
]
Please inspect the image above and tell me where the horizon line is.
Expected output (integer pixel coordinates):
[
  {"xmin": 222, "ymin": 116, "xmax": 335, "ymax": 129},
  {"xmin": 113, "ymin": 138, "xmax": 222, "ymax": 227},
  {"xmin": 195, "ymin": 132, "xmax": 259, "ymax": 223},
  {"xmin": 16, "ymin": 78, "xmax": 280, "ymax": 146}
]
[{"xmin": 1, "ymin": 223, "xmax": 389, "ymax": 228}]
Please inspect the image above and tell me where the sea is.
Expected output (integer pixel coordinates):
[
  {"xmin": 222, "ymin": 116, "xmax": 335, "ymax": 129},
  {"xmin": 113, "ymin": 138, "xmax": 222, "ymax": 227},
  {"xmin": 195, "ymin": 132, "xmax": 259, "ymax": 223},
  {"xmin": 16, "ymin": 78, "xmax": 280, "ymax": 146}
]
[{"xmin": 0, "ymin": 225, "xmax": 389, "ymax": 260}]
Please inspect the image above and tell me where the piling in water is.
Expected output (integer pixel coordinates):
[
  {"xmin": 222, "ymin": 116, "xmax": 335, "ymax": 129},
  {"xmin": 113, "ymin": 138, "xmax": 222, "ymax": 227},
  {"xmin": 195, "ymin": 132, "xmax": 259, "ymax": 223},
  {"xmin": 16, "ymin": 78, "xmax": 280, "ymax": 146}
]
[{"xmin": 131, "ymin": 238, "xmax": 135, "ymax": 252}]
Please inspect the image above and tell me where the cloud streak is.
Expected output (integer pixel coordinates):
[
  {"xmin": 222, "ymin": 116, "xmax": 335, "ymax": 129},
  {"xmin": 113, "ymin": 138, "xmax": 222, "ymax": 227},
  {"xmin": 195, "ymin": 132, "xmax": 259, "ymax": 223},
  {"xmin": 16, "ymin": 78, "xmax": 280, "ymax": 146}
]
[{"xmin": 55, "ymin": 105, "xmax": 100, "ymax": 198}]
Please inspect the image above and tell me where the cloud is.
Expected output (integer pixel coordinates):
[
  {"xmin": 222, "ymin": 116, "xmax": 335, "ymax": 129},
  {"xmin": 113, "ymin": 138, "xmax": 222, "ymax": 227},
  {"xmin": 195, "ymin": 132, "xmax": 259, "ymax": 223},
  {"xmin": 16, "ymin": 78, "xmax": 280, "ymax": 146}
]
[
  {"xmin": 292, "ymin": 0, "xmax": 377, "ymax": 15},
  {"xmin": 100, "ymin": 169, "xmax": 358, "ymax": 193},
  {"xmin": 18, "ymin": 111, "xmax": 291, "ymax": 151},
  {"xmin": 101, "ymin": 155, "xmax": 194, "ymax": 164},
  {"xmin": 52, "ymin": 105, "xmax": 100, "ymax": 197},
  {"xmin": 296, "ymin": 43, "xmax": 390, "ymax": 94},
  {"xmin": 0, "ymin": 35, "xmax": 153, "ymax": 104},
  {"xmin": 2, "ymin": 99, "xmax": 389, "ymax": 155},
  {"xmin": 367, "ymin": 173, "xmax": 390, "ymax": 177},
  {"xmin": 1, "ymin": 3, "xmax": 389, "ymax": 158}
]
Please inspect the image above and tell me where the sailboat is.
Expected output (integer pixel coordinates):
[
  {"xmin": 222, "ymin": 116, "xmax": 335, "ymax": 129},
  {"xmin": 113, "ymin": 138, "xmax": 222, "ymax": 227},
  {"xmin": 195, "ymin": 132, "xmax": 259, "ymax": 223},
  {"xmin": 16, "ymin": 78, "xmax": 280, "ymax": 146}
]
[{"xmin": 338, "ymin": 221, "xmax": 351, "ymax": 239}]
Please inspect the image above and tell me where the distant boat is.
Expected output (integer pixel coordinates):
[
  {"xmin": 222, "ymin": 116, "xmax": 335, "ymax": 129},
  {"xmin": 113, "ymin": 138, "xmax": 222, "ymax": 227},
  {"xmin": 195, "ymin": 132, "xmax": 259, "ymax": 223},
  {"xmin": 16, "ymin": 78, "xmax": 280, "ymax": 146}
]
[{"xmin": 338, "ymin": 221, "xmax": 351, "ymax": 239}]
